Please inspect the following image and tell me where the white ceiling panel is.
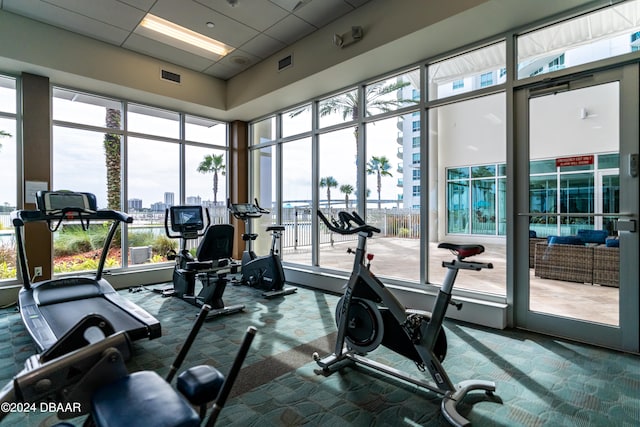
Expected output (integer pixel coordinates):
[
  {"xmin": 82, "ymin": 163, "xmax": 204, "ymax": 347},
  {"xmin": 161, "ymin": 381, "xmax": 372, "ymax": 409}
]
[
  {"xmin": 149, "ymin": 0, "xmax": 258, "ymax": 48},
  {"xmin": 294, "ymin": 0, "xmax": 354, "ymax": 28},
  {"xmin": 239, "ymin": 34, "xmax": 286, "ymax": 59},
  {"xmin": 194, "ymin": 0, "xmax": 290, "ymax": 32},
  {"xmin": 264, "ymin": 13, "xmax": 316, "ymax": 44},
  {"xmin": 1, "ymin": 0, "xmax": 373, "ymax": 79}
]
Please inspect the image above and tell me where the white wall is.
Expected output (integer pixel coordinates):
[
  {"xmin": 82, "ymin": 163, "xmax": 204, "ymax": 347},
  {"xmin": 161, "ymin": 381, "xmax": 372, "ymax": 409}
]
[{"xmin": 530, "ymin": 82, "xmax": 619, "ymax": 158}]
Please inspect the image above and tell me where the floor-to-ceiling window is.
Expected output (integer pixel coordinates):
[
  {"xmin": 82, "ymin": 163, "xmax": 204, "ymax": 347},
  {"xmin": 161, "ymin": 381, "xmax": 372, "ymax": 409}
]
[
  {"xmin": 427, "ymin": 40, "xmax": 507, "ymax": 295},
  {"xmin": 52, "ymin": 87, "xmax": 228, "ymax": 272},
  {"xmin": 0, "ymin": 75, "xmax": 17, "ymax": 282},
  {"xmin": 281, "ymin": 105, "xmax": 312, "ymax": 265}
]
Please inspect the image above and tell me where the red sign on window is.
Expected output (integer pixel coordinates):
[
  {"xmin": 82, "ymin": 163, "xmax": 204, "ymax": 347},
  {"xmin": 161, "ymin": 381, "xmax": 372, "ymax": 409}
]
[{"xmin": 555, "ymin": 155, "xmax": 594, "ymax": 167}]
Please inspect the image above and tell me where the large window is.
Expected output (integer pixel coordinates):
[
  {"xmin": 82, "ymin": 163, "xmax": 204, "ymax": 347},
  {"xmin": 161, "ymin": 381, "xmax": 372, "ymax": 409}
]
[
  {"xmin": 0, "ymin": 75, "xmax": 17, "ymax": 281},
  {"xmin": 517, "ymin": 0, "xmax": 640, "ymax": 79},
  {"xmin": 52, "ymin": 90, "xmax": 124, "ymax": 272},
  {"xmin": 282, "ymin": 138, "xmax": 312, "ymax": 265},
  {"xmin": 52, "ymin": 87, "xmax": 228, "ymax": 272},
  {"xmin": 251, "ymin": 69, "xmax": 423, "ymax": 281},
  {"xmin": 428, "ymin": 92, "xmax": 506, "ymax": 295},
  {"xmin": 428, "ymin": 41, "xmax": 506, "ymax": 101}
]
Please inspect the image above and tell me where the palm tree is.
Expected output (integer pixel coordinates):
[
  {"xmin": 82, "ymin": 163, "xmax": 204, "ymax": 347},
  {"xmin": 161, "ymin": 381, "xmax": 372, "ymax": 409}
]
[
  {"xmin": 366, "ymin": 155, "xmax": 393, "ymax": 209},
  {"xmin": 340, "ymin": 184, "xmax": 354, "ymax": 209},
  {"xmin": 291, "ymin": 79, "xmax": 415, "ymax": 211},
  {"xmin": 197, "ymin": 154, "xmax": 226, "ymax": 204},
  {"xmin": 320, "ymin": 176, "xmax": 338, "ymax": 212},
  {"xmin": 104, "ymin": 109, "xmax": 121, "ymax": 210}
]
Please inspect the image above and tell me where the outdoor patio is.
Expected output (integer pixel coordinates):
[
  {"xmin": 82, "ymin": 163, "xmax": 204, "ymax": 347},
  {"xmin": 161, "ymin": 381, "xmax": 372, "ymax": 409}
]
[{"xmin": 283, "ymin": 237, "xmax": 620, "ymax": 327}]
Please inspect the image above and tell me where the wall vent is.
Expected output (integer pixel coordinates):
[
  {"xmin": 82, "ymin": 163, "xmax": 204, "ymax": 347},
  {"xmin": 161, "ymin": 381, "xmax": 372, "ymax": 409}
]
[
  {"xmin": 161, "ymin": 69, "xmax": 181, "ymax": 84},
  {"xmin": 278, "ymin": 54, "xmax": 293, "ymax": 72}
]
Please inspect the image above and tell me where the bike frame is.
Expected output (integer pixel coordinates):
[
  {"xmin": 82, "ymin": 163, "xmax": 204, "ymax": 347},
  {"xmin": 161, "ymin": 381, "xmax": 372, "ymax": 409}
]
[{"xmin": 316, "ymin": 211, "xmax": 496, "ymax": 426}]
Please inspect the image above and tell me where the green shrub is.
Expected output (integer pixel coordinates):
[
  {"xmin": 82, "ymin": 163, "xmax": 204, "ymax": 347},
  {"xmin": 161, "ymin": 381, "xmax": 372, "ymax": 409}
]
[
  {"xmin": 128, "ymin": 231, "xmax": 154, "ymax": 247},
  {"xmin": 151, "ymin": 235, "xmax": 176, "ymax": 257},
  {"xmin": 54, "ymin": 255, "xmax": 119, "ymax": 274},
  {"xmin": 0, "ymin": 262, "xmax": 17, "ymax": 280},
  {"xmin": 398, "ymin": 227, "xmax": 410, "ymax": 238}
]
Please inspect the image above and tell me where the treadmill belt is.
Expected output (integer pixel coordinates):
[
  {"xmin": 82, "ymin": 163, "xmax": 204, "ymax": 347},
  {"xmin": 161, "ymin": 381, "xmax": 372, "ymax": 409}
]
[{"xmin": 39, "ymin": 297, "xmax": 146, "ymax": 339}]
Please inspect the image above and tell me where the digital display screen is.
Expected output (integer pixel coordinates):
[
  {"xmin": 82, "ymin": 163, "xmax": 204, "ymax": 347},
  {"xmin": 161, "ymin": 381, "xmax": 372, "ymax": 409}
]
[
  {"xmin": 170, "ymin": 206, "xmax": 204, "ymax": 232},
  {"xmin": 45, "ymin": 193, "xmax": 90, "ymax": 211}
]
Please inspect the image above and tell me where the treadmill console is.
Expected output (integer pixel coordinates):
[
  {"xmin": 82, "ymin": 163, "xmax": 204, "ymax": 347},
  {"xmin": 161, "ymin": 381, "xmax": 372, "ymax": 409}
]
[
  {"xmin": 36, "ymin": 191, "xmax": 97, "ymax": 214},
  {"xmin": 169, "ymin": 206, "xmax": 205, "ymax": 234}
]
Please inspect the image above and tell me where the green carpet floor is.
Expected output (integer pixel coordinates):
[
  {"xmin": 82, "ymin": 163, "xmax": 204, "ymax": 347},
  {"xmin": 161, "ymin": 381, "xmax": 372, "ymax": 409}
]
[{"xmin": 0, "ymin": 282, "xmax": 638, "ymax": 426}]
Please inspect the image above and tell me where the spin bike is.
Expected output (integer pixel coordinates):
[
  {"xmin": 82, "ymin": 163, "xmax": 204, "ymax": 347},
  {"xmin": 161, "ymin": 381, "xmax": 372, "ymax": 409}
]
[
  {"xmin": 228, "ymin": 199, "xmax": 296, "ymax": 298},
  {"xmin": 314, "ymin": 210, "xmax": 498, "ymax": 427}
]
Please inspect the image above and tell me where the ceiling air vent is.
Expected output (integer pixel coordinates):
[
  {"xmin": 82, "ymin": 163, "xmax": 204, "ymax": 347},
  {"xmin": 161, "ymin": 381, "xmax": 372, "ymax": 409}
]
[
  {"xmin": 161, "ymin": 69, "xmax": 181, "ymax": 84},
  {"xmin": 278, "ymin": 54, "xmax": 293, "ymax": 72}
]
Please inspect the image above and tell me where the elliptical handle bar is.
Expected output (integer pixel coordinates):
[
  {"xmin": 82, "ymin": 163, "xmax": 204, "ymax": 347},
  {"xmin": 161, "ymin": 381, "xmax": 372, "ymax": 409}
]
[{"xmin": 317, "ymin": 210, "xmax": 380, "ymax": 235}]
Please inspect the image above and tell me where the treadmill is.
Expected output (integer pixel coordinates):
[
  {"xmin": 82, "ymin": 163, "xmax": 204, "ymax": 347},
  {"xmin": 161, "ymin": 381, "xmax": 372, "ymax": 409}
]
[{"xmin": 12, "ymin": 190, "xmax": 161, "ymax": 354}]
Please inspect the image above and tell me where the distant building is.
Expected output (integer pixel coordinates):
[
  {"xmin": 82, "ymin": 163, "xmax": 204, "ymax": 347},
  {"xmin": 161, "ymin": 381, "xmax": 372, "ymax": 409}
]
[
  {"xmin": 150, "ymin": 201, "xmax": 167, "ymax": 212},
  {"xmin": 164, "ymin": 192, "xmax": 174, "ymax": 207},
  {"xmin": 128, "ymin": 198, "xmax": 142, "ymax": 211},
  {"xmin": 186, "ymin": 196, "xmax": 202, "ymax": 205}
]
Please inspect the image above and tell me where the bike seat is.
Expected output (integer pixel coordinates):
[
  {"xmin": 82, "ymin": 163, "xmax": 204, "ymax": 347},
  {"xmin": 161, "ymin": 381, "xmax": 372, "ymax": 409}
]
[
  {"xmin": 242, "ymin": 233, "xmax": 258, "ymax": 241},
  {"xmin": 266, "ymin": 225, "xmax": 285, "ymax": 232},
  {"xmin": 438, "ymin": 243, "xmax": 485, "ymax": 260}
]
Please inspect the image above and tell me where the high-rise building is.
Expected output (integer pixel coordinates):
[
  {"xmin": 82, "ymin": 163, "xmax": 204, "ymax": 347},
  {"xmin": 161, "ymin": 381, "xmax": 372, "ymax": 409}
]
[{"xmin": 128, "ymin": 198, "xmax": 142, "ymax": 211}]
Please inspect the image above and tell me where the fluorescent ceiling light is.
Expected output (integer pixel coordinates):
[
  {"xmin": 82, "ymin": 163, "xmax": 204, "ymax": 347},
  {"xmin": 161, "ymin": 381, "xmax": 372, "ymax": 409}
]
[{"xmin": 139, "ymin": 14, "xmax": 232, "ymax": 57}]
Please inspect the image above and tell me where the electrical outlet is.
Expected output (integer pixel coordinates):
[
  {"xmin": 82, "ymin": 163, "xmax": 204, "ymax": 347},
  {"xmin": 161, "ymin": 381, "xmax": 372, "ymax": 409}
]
[{"xmin": 34, "ymin": 266, "xmax": 43, "ymax": 278}]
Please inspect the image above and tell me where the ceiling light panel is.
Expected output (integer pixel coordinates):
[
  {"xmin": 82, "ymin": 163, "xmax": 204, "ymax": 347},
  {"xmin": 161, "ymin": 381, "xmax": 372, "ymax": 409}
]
[{"xmin": 138, "ymin": 13, "xmax": 233, "ymax": 57}]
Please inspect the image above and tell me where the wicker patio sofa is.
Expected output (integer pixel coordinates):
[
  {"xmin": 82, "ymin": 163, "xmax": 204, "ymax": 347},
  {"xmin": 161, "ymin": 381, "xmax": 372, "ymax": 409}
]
[
  {"xmin": 593, "ymin": 245, "xmax": 620, "ymax": 287},
  {"xmin": 533, "ymin": 230, "xmax": 619, "ymax": 287},
  {"xmin": 534, "ymin": 242, "xmax": 594, "ymax": 284}
]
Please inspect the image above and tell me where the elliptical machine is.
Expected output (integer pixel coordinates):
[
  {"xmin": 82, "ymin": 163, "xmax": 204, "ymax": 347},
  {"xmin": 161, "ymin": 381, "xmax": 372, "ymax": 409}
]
[
  {"xmin": 160, "ymin": 205, "xmax": 245, "ymax": 319},
  {"xmin": 314, "ymin": 210, "xmax": 499, "ymax": 427},
  {"xmin": 228, "ymin": 199, "xmax": 296, "ymax": 298}
]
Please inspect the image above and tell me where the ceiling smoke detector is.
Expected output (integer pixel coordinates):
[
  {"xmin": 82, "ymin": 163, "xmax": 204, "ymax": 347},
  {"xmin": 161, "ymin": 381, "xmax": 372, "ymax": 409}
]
[{"xmin": 227, "ymin": 0, "xmax": 239, "ymax": 7}]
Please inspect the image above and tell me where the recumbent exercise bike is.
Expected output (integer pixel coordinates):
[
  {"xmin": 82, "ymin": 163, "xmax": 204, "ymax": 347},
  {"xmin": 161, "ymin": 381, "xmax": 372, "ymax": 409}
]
[
  {"xmin": 0, "ymin": 305, "xmax": 256, "ymax": 426},
  {"xmin": 314, "ymin": 210, "xmax": 500, "ymax": 427},
  {"xmin": 228, "ymin": 199, "xmax": 296, "ymax": 298},
  {"xmin": 160, "ymin": 205, "xmax": 245, "ymax": 319}
]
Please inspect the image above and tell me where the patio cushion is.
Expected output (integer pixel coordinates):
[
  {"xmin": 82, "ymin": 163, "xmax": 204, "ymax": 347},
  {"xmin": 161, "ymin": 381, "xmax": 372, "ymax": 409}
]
[
  {"xmin": 547, "ymin": 235, "xmax": 583, "ymax": 246},
  {"xmin": 577, "ymin": 229, "xmax": 608, "ymax": 244},
  {"xmin": 605, "ymin": 238, "xmax": 619, "ymax": 247}
]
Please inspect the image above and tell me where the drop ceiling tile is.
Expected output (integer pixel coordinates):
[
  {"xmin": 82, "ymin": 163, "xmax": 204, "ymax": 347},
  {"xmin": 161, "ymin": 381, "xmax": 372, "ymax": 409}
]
[
  {"xmin": 202, "ymin": 61, "xmax": 238, "ymax": 80},
  {"xmin": 240, "ymin": 34, "xmax": 286, "ymax": 59},
  {"xmin": 264, "ymin": 13, "xmax": 316, "ymax": 44},
  {"xmin": 4, "ymin": 0, "xmax": 136, "ymax": 43},
  {"xmin": 194, "ymin": 0, "xmax": 289, "ymax": 32},
  {"xmin": 149, "ymin": 0, "xmax": 258, "ymax": 48},
  {"xmin": 37, "ymin": 0, "xmax": 145, "ymax": 30},
  {"xmin": 117, "ymin": 0, "xmax": 156, "ymax": 11},
  {"xmin": 294, "ymin": 0, "xmax": 353, "ymax": 28}
]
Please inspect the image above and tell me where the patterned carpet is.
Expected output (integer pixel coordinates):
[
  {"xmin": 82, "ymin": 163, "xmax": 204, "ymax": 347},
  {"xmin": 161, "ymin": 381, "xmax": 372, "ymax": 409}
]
[{"xmin": 0, "ymin": 281, "xmax": 638, "ymax": 426}]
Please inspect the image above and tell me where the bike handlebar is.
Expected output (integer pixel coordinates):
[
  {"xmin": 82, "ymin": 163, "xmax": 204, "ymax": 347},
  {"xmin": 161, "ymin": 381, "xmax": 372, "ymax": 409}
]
[{"xmin": 317, "ymin": 210, "xmax": 381, "ymax": 235}]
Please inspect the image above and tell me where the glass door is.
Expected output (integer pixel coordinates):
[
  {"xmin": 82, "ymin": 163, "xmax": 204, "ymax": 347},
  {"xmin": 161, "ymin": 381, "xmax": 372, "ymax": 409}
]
[{"xmin": 515, "ymin": 66, "xmax": 639, "ymax": 352}]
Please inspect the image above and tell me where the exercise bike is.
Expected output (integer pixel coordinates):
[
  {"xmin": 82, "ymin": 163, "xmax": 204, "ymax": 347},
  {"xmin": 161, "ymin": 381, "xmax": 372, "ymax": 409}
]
[
  {"xmin": 159, "ymin": 205, "xmax": 245, "ymax": 319},
  {"xmin": 314, "ymin": 210, "xmax": 499, "ymax": 427},
  {"xmin": 228, "ymin": 199, "xmax": 297, "ymax": 298},
  {"xmin": 0, "ymin": 305, "xmax": 257, "ymax": 426}
]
